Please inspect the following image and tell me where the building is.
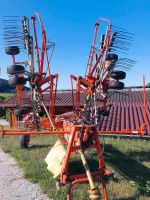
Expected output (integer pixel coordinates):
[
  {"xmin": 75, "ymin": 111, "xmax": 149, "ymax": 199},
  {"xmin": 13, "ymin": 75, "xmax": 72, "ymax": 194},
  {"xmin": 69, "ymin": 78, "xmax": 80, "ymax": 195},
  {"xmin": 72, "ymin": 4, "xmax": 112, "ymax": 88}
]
[{"xmin": 0, "ymin": 87, "xmax": 150, "ymax": 134}]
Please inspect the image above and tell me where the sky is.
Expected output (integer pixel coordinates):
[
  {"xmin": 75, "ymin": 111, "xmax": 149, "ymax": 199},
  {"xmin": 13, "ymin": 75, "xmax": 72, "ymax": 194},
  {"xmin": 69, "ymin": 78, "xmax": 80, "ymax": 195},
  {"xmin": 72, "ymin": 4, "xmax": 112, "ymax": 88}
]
[{"xmin": 0, "ymin": 0, "xmax": 150, "ymax": 89}]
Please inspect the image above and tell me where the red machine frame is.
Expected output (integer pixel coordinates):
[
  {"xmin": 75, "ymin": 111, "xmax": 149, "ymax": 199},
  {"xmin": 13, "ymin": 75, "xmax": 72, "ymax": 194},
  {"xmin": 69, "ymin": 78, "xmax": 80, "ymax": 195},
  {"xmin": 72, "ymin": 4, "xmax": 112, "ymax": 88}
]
[{"xmin": 0, "ymin": 14, "xmax": 147, "ymax": 200}]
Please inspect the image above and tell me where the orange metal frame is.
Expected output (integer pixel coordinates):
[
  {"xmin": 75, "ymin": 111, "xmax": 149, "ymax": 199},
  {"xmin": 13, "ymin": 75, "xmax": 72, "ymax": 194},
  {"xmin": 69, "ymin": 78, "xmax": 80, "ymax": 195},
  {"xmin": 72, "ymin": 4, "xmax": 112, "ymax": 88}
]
[{"xmin": 0, "ymin": 15, "xmax": 147, "ymax": 200}]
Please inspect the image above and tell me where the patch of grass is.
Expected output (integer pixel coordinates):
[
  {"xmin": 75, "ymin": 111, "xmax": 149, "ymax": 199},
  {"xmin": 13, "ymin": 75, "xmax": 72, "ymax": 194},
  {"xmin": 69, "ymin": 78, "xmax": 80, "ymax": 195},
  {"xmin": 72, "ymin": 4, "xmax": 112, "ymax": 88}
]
[
  {"xmin": 0, "ymin": 93, "xmax": 14, "ymax": 99},
  {"xmin": 0, "ymin": 135, "xmax": 150, "ymax": 200}
]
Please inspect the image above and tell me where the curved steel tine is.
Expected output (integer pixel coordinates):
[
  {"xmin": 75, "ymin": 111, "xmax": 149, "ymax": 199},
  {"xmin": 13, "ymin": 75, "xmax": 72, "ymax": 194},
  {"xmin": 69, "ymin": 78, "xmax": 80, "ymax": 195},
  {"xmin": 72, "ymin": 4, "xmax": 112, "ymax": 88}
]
[{"xmin": 111, "ymin": 25, "xmax": 135, "ymax": 35}]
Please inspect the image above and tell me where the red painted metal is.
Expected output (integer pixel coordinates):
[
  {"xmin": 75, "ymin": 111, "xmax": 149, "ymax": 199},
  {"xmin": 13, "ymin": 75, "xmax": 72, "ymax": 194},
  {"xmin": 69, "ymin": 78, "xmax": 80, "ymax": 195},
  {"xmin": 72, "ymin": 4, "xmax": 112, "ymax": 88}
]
[
  {"xmin": 1, "ymin": 130, "xmax": 70, "ymax": 136},
  {"xmin": 67, "ymin": 175, "xmax": 109, "ymax": 200},
  {"xmin": 0, "ymin": 14, "xmax": 148, "ymax": 200}
]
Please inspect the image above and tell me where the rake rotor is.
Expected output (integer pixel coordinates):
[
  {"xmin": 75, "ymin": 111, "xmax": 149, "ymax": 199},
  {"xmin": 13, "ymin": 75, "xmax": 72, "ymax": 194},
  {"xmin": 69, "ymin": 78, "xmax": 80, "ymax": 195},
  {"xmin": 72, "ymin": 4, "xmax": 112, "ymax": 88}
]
[
  {"xmin": 2, "ymin": 16, "xmax": 25, "ymax": 49},
  {"xmin": 0, "ymin": 15, "xmax": 147, "ymax": 200}
]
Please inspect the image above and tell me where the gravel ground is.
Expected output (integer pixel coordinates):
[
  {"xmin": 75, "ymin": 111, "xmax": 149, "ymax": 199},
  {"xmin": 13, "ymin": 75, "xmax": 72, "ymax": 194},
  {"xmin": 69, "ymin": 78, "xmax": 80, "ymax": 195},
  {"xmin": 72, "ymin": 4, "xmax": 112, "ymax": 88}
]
[{"xmin": 0, "ymin": 149, "xmax": 51, "ymax": 200}]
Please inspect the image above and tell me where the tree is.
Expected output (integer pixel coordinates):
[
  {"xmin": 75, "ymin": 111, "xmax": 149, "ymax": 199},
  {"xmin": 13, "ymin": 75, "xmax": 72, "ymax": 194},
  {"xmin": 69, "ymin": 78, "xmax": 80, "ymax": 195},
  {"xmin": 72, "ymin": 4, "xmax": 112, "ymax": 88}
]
[{"xmin": 146, "ymin": 82, "xmax": 150, "ymax": 87}]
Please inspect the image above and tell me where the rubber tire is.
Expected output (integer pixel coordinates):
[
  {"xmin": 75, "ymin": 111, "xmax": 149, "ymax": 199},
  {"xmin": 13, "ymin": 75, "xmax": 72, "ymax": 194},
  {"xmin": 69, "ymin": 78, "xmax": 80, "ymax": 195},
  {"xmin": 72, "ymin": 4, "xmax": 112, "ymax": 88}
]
[
  {"xmin": 8, "ymin": 77, "xmax": 26, "ymax": 86},
  {"xmin": 14, "ymin": 107, "xmax": 30, "ymax": 116},
  {"xmin": 20, "ymin": 135, "xmax": 30, "ymax": 149},
  {"xmin": 111, "ymin": 70, "xmax": 126, "ymax": 80},
  {"xmin": 100, "ymin": 110, "xmax": 110, "ymax": 116},
  {"xmin": 7, "ymin": 65, "xmax": 25, "ymax": 75},
  {"xmin": 21, "ymin": 104, "xmax": 32, "ymax": 109},
  {"xmin": 106, "ymin": 54, "xmax": 118, "ymax": 61},
  {"xmin": 109, "ymin": 80, "xmax": 124, "ymax": 90},
  {"xmin": 5, "ymin": 46, "xmax": 20, "ymax": 55},
  {"xmin": 97, "ymin": 109, "xmax": 110, "ymax": 117}
]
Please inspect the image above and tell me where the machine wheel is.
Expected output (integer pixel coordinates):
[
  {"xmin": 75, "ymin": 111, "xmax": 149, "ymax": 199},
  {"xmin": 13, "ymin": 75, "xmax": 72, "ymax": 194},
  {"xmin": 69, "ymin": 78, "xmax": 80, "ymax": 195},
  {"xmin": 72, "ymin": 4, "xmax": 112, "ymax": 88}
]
[
  {"xmin": 20, "ymin": 135, "xmax": 30, "ymax": 149},
  {"xmin": 8, "ymin": 77, "xmax": 26, "ymax": 86},
  {"xmin": 111, "ymin": 70, "xmax": 126, "ymax": 80},
  {"xmin": 7, "ymin": 65, "xmax": 25, "ymax": 75},
  {"xmin": 100, "ymin": 110, "xmax": 110, "ymax": 116},
  {"xmin": 14, "ymin": 107, "xmax": 30, "ymax": 116},
  {"xmin": 21, "ymin": 104, "xmax": 32, "ymax": 109},
  {"xmin": 97, "ymin": 109, "xmax": 110, "ymax": 117},
  {"xmin": 109, "ymin": 80, "xmax": 124, "ymax": 90},
  {"xmin": 106, "ymin": 53, "xmax": 118, "ymax": 61},
  {"xmin": 5, "ymin": 46, "xmax": 20, "ymax": 55}
]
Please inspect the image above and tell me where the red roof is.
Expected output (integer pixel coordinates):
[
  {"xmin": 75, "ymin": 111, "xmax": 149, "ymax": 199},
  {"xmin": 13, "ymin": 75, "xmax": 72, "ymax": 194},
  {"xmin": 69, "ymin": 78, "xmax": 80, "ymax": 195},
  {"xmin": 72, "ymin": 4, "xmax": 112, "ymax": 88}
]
[
  {"xmin": 0, "ymin": 88, "xmax": 150, "ymax": 134},
  {"xmin": 0, "ymin": 90, "xmax": 85, "ymax": 107},
  {"xmin": 98, "ymin": 102, "xmax": 150, "ymax": 134},
  {"xmin": 1, "ymin": 88, "xmax": 150, "ymax": 106}
]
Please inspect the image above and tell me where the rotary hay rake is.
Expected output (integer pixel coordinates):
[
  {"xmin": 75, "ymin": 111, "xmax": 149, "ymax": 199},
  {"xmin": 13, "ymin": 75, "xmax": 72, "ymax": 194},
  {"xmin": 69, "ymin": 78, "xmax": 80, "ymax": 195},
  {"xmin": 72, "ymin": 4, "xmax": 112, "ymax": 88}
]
[{"xmin": 0, "ymin": 13, "xmax": 147, "ymax": 200}]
